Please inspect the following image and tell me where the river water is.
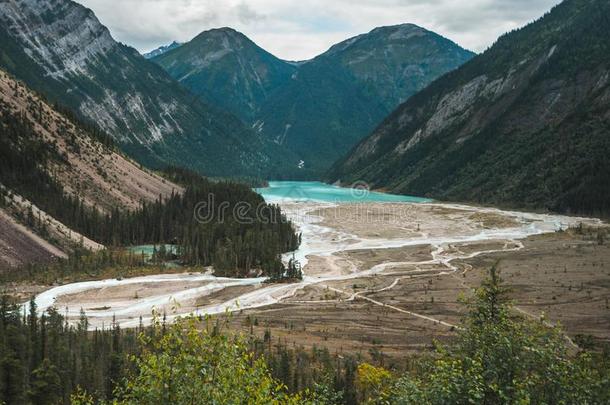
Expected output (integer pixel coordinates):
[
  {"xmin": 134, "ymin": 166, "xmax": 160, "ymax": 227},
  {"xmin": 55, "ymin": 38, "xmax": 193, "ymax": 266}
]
[{"xmin": 28, "ymin": 182, "xmax": 601, "ymax": 329}]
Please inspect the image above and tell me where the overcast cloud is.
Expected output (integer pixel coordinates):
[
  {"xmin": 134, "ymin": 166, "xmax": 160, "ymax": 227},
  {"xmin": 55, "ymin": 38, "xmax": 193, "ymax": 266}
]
[{"xmin": 77, "ymin": 0, "xmax": 562, "ymax": 61}]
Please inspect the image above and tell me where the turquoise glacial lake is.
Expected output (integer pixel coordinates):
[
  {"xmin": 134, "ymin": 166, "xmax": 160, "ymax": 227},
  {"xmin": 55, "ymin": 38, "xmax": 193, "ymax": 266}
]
[
  {"xmin": 256, "ymin": 181, "xmax": 430, "ymax": 203},
  {"xmin": 127, "ymin": 244, "xmax": 179, "ymax": 258}
]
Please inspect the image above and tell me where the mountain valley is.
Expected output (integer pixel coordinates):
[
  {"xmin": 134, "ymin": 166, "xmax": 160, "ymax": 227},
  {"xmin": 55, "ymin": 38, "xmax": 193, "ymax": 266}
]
[
  {"xmin": 329, "ymin": 0, "xmax": 610, "ymax": 217},
  {"xmin": 0, "ymin": 0, "xmax": 609, "ymax": 403},
  {"xmin": 153, "ymin": 25, "xmax": 474, "ymax": 173}
]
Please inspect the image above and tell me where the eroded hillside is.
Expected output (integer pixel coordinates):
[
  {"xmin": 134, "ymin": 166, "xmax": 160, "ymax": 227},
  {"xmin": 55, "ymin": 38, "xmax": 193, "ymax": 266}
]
[{"xmin": 0, "ymin": 70, "xmax": 182, "ymax": 268}]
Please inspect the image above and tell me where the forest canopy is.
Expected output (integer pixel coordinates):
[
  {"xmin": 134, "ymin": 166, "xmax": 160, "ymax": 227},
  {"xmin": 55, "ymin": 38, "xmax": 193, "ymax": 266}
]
[{"xmin": 1, "ymin": 269, "xmax": 607, "ymax": 404}]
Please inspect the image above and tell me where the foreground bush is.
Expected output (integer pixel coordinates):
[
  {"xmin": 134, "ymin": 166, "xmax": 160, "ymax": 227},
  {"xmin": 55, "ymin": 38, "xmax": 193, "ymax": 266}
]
[
  {"xmin": 72, "ymin": 313, "xmax": 324, "ymax": 405},
  {"xmin": 388, "ymin": 266, "xmax": 610, "ymax": 404}
]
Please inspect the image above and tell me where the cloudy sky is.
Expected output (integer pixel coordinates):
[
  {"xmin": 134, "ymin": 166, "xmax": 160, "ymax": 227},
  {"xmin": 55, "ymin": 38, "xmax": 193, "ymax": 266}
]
[{"xmin": 78, "ymin": 0, "xmax": 562, "ymax": 61}]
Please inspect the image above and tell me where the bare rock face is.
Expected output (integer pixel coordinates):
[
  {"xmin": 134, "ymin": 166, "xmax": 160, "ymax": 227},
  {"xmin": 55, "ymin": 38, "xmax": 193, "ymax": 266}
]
[
  {"xmin": 0, "ymin": 0, "xmax": 116, "ymax": 78},
  {"xmin": 143, "ymin": 41, "xmax": 181, "ymax": 59},
  {"xmin": 0, "ymin": 0, "xmax": 286, "ymax": 178},
  {"xmin": 328, "ymin": 0, "xmax": 610, "ymax": 216}
]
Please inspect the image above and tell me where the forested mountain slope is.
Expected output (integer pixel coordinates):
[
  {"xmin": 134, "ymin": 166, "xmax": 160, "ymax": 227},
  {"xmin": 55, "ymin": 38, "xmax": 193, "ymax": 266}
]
[
  {"xmin": 154, "ymin": 24, "xmax": 474, "ymax": 173},
  {"xmin": 0, "ymin": 69, "xmax": 180, "ymax": 267},
  {"xmin": 153, "ymin": 28, "xmax": 296, "ymax": 123},
  {"xmin": 0, "ymin": 70, "xmax": 180, "ymax": 211},
  {"xmin": 0, "ymin": 69, "xmax": 299, "ymax": 274},
  {"xmin": 0, "ymin": 0, "xmax": 286, "ymax": 178},
  {"xmin": 329, "ymin": 0, "xmax": 610, "ymax": 216}
]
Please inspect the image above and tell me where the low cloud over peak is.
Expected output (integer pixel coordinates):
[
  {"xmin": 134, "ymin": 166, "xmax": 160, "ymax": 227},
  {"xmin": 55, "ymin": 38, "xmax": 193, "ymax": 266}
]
[{"xmin": 78, "ymin": 0, "xmax": 562, "ymax": 61}]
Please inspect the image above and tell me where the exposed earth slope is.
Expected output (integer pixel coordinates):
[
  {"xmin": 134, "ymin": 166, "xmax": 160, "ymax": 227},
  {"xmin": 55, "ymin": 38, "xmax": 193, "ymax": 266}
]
[{"xmin": 0, "ymin": 69, "xmax": 181, "ymax": 268}]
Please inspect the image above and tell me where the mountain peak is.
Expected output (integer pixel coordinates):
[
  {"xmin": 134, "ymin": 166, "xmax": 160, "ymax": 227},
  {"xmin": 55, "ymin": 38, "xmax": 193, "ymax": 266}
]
[
  {"xmin": 371, "ymin": 23, "xmax": 425, "ymax": 33},
  {"xmin": 0, "ymin": 0, "xmax": 281, "ymax": 178},
  {"xmin": 0, "ymin": 0, "xmax": 117, "ymax": 78},
  {"xmin": 316, "ymin": 22, "xmax": 474, "ymax": 109},
  {"xmin": 322, "ymin": 23, "xmax": 433, "ymax": 57},
  {"xmin": 192, "ymin": 27, "xmax": 250, "ymax": 45},
  {"xmin": 152, "ymin": 26, "xmax": 296, "ymax": 123},
  {"xmin": 209, "ymin": 26, "xmax": 240, "ymax": 34},
  {"xmin": 143, "ymin": 41, "xmax": 182, "ymax": 59},
  {"xmin": 153, "ymin": 22, "xmax": 474, "ymax": 173}
]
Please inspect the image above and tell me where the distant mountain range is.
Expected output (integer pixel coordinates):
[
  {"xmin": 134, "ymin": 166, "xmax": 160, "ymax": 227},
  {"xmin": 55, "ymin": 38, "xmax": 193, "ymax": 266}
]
[
  {"xmin": 144, "ymin": 41, "xmax": 182, "ymax": 59},
  {"xmin": 0, "ymin": 0, "xmax": 289, "ymax": 178},
  {"xmin": 328, "ymin": 0, "xmax": 610, "ymax": 216},
  {"xmin": 152, "ymin": 25, "xmax": 474, "ymax": 173},
  {"xmin": 5, "ymin": 0, "xmax": 604, "ymax": 218},
  {"xmin": 0, "ymin": 0, "xmax": 472, "ymax": 178},
  {"xmin": 152, "ymin": 28, "xmax": 296, "ymax": 123}
]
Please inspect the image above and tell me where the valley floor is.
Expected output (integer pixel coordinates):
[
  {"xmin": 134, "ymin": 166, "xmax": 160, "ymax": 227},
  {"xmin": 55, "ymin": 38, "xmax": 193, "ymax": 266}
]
[
  {"xmin": 227, "ymin": 203, "xmax": 610, "ymax": 361},
  {"xmin": 22, "ymin": 200, "xmax": 609, "ymax": 357}
]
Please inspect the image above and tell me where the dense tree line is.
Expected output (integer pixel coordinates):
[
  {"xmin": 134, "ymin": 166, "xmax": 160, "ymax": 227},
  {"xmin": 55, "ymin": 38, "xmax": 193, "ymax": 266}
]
[
  {"xmin": 0, "ymin": 298, "xmax": 141, "ymax": 404},
  {"xmin": 1, "ymin": 270, "xmax": 609, "ymax": 404},
  {"xmin": 53, "ymin": 167, "xmax": 301, "ymax": 277},
  {"xmin": 0, "ymin": 248, "xmax": 152, "ymax": 285},
  {"xmin": 0, "ymin": 103, "xmax": 299, "ymax": 277}
]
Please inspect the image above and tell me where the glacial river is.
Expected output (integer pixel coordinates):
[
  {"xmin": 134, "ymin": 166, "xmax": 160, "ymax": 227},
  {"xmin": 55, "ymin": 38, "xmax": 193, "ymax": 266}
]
[{"xmin": 28, "ymin": 182, "xmax": 601, "ymax": 329}]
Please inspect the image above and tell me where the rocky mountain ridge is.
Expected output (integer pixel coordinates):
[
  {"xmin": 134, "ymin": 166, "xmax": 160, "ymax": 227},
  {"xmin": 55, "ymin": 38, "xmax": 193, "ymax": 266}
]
[
  {"xmin": 0, "ymin": 0, "xmax": 287, "ymax": 178},
  {"xmin": 144, "ymin": 41, "xmax": 182, "ymax": 59},
  {"xmin": 328, "ymin": 0, "xmax": 610, "ymax": 216}
]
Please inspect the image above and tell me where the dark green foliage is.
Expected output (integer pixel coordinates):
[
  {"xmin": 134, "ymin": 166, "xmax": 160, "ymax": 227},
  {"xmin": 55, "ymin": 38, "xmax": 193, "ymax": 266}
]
[
  {"xmin": 0, "ymin": 102, "xmax": 88, "ymax": 240},
  {"xmin": 0, "ymin": 248, "xmax": 149, "ymax": 285},
  {"xmin": 2, "ymin": 268, "xmax": 610, "ymax": 404},
  {"xmin": 28, "ymin": 359, "xmax": 62, "ymax": 405},
  {"xmin": 267, "ymin": 258, "xmax": 303, "ymax": 282},
  {"xmin": 0, "ymin": 299, "xmax": 141, "ymax": 405},
  {"xmin": 257, "ymin": 336, "xmax": 354, "ymax": 404},
  {"xmin": 387, "ymin": 266, "xmax": 610, "ymax": 404},
  {"xmin": 329, "ymin": 0, "xmax": 610, "ymax": 217},
  {"xmin": 153, "ymin": 28, "xmax": 297, "ymax": 123}
]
